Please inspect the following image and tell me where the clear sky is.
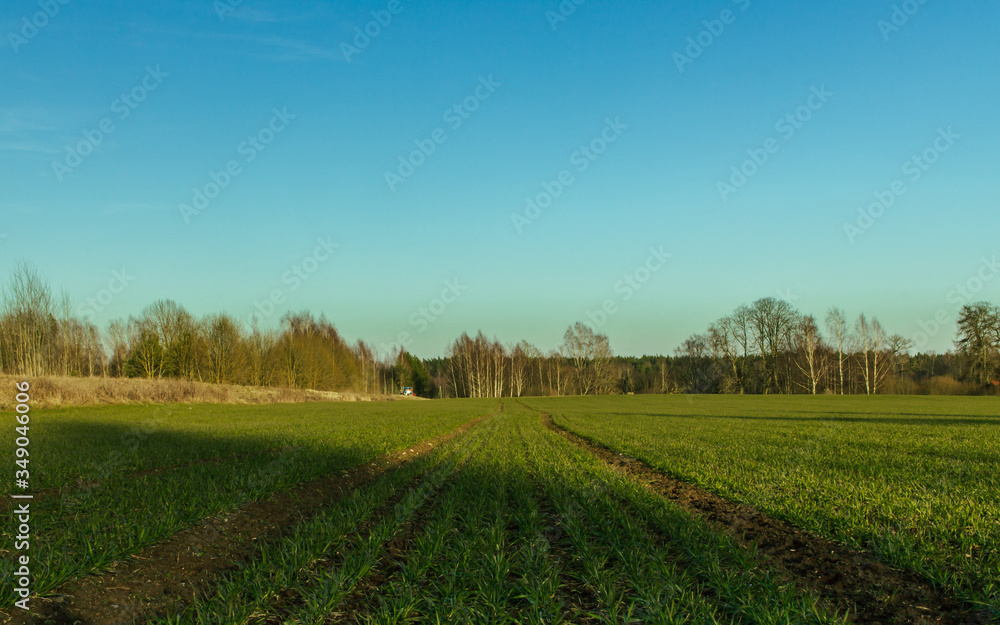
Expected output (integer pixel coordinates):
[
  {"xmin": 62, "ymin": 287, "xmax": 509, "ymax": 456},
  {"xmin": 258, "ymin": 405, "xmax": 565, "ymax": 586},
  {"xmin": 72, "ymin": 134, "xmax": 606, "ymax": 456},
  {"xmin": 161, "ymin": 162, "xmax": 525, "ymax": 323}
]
[{"xmin": 1, "ymin": 0, "xmax": 998, "ymax": 357}]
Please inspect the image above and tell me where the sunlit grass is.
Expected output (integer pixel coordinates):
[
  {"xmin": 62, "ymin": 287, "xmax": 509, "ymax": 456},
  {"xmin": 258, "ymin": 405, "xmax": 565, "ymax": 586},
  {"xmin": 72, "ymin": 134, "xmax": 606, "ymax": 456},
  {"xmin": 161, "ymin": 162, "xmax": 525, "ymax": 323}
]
[{"xmin": 523, "ymin": 394, "xmax": 1000, "ymax": 615}]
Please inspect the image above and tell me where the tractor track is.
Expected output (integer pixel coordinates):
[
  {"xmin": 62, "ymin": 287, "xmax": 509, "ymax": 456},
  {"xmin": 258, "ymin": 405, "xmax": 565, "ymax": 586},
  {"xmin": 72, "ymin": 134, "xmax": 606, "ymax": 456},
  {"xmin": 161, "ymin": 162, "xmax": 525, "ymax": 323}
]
[
  {"xmin": 0, "ymin": 409, "xmax": 497, "ymax": 625},
  {"xmin": 538, "ymin": 409, "xmax": 992, "ymax": 625}
]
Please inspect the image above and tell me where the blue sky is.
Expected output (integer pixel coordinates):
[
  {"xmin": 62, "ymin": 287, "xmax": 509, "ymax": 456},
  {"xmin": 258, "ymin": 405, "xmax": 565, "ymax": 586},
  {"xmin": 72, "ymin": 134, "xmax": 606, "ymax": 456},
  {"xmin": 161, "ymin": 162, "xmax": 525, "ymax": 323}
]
[{"xmin": 1, "ymin": 0, "xmax": 998, "ymax": 357}]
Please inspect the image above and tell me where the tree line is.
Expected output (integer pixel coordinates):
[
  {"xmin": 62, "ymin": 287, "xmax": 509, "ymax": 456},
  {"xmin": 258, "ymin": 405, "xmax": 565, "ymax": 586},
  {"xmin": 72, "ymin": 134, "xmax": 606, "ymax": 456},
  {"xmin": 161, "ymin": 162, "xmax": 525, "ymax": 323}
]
[
  {"xmin": 0, "ymin": 262, "xmax": 399, "ymax": 394},
  {"xmin": 423, "ymin": 299, "xmax": 998, "ymax": 397},
  {"xmin": 2, "ymin": 263, "xmax": 997, "ymax": 397}
]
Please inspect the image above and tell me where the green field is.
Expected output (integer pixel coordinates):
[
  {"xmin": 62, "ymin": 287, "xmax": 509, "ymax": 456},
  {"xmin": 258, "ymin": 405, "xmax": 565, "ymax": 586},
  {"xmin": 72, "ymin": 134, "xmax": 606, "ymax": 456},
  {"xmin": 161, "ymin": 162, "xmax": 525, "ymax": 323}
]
[
  {"xmin": 0, "ymin": 400, "xmax": 493, "ymax": 607},
  {"xmin": 524, "ymin": 395, "xmax": 1000, "ymax": 616},
  {"xmin": 2, "ymin": 396, "xmax": 997, "ymax": 624}
]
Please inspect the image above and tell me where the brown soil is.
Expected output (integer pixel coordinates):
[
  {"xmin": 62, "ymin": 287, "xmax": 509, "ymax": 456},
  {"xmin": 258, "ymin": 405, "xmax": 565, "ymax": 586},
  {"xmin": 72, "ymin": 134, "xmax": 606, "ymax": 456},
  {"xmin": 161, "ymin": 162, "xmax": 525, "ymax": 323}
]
[
  {"xmin": 540, "ymin": 412, "xmax": 993, "ymax": 625},
  {"xmin": 0, "ymin": 409, "xmax": 495, "ymax": 625}
]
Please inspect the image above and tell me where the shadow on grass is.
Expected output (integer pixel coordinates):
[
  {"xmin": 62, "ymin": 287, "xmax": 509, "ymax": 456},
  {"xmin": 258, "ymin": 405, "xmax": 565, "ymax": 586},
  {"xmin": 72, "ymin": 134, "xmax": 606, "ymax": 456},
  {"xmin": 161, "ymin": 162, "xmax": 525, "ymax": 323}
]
[
  {"xmin": 565, "ymin": 411, "xmax": 1000, "ymax": 427},
  {"xmin": 0, "ymin": 406, "xmax": 477, "ymax": 611}
]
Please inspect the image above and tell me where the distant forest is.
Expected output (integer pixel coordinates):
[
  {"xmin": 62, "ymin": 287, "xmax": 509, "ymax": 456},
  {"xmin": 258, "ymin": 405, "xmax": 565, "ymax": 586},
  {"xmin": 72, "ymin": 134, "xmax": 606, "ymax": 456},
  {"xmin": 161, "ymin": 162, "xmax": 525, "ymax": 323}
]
[{"xmin": 1, "ymin": 262, "xmax": 998, "ymax": 398}]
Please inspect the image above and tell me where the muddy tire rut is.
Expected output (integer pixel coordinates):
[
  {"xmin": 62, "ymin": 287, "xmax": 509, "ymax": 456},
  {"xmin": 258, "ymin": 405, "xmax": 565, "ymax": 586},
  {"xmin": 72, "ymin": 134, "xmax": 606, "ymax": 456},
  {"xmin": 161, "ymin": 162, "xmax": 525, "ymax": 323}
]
[
  {"xmin": 1, "ymin": 411, "xmax": 494, "ymax": 625},
  {"xmin": 540, "ymin": 411, "xmax": 992, "ymax": 625}
]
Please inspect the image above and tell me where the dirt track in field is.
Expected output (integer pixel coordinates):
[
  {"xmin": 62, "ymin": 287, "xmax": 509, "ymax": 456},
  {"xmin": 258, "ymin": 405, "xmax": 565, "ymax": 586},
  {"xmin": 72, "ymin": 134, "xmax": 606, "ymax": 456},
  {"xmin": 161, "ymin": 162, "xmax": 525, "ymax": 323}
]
[
  {"xmin": 290, "ymin": 419, "xmax": 488, "ymax": 624},
  {"xmin": 329, "ymin": 492, "xmax": 439, "ymax": 624},
  {"xmin": 527, "ymin": 481, "xmax": 604, "ymax": 624},
  {"xmin": 329, "ymin": 450, "xmax": 468, "ymax": 624},
  {"xmin": 260, "ymin": 465, "xmax": 440, "ymax": 624},
  {"xmin": 1, "ymin": 409, "xmax": 496, "ymax": 625},
  {"xmin": 540, "ymin": 411, "xmax": 993, "ymax": 625},
  {"xmin": 334, "ymin": 411, "xmax": 604, "ymax": 625}
]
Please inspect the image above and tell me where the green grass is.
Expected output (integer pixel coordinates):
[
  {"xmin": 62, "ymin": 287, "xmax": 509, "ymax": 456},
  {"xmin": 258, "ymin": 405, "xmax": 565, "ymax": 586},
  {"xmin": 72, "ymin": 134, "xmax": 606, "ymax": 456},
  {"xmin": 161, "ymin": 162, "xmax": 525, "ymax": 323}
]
[
  {"xmin": 161, "ymin": 412, "xmax": 492, "ymax": 624},
  {"xmin": 0, "ymin": 399, "xmax": 495, "ymax": 605},
  {"xmin": 0, "ymin": 401, "xmax": 494, "ymax": 493},
  {"xmin": 166, "ymin": 403, "xmax": 845, "ymax": 624},
  {"xmin": 3, "ymin": 395, "xmax": 994, "ymax": 622},
  {"xmin": 522, "ymin": 394, "xmax": 1000, "ymax": 615}
]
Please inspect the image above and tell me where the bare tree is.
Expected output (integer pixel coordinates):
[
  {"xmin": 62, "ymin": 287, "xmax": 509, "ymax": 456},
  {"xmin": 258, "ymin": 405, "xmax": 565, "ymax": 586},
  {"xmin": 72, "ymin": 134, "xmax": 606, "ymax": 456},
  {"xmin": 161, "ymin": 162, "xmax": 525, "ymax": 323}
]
[
  {"xmin": 854, "ymin": 313, "xmax": 873, "ymax": 394},
  {"xmin": 246, "ymin": 327, "xmax": 278, "ymax": 387},
  {"xmin": 955, "ymin": 302, "xmax": 1000, "ymax": 386},
  {"xmin": 548, "ymin": 350, "xmax": 564, "ymax": 396},
  {"xmin": 490, "ymin": 337, "xmax": 506, "ymax": 397},
  {"xmin": 522, "ymin": 342, "xmax": 543, "ymax": 395},
  {"xmin": 657, "ymin": 356, "xmax": 670, "ymax": 393},
  {"xmin": 1, "ymin": 261, "xmax": 54, "ymax": 376},
  {"xmin": 205, "ymin": 314, "xmax": 244, "ymax": 384},
  {"xmin": 355, "ymin": 339, "xmax": 377, "ymax": 395},
  {"xmin": 881, "ymin": 333, "xmax": 914, "ymax": 391},
  {"xmin": 674, "ymin": 333, "xmax": 715, "ymax": 393},
  {"xmin": 135, "ymin": 300, "xmax": 194, "ymax": 378},
  {"xmin": 870, "ymin": 318, "xmax": 887, "ymax": 394},
  {"xmin": 851, "ymin": 315, "xmax": 904, "ymax": 395},
  {"xmin": 825, "ymin": 307, "xmax": 848, "ymax": 395},
  {"xmin": 106, "ymin": 319, "xmax": 131, "ymax": 377},
  {"xmin": 126, "ymin": 316, "xmax": 162, "ymax": 379},
  {"xmin": 560, "ymin": 322, "xmax": 613, "ymax": 395},
  {"xmin": 708, "ymin": 305, "xmax": 752, "ymax": 393},
  {"xmin": 749, "ymin": 297, "xmax": 799, "ymax": 393},
  {"xmin": 793, "ymin": 315, "xmax": 825, "ymax": 394},
  {"xmin": 510, "ymin": 341, "xmax": 532, "ymax": 397},
  {"xmin": 444, "ymin": 331, "xmax": 511, "ymax": 398}
]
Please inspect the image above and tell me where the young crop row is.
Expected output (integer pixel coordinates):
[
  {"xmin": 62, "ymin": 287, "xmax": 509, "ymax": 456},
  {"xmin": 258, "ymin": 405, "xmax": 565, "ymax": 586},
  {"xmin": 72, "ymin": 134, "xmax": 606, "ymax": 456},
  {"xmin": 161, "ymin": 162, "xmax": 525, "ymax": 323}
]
[
  {"xmin": 156, "ymin": 408, "xmax": 497, "ymax": 624},
  {"xmin": 512, "ymin": 404, "xmax": 844, "ymax": 625},
  {"xmin": 158, "ymin": 403, "xmax": 847, "ymax": 624},
  {"xmin": 523, "ymin": 395, "xmax": 1000, "ymax": 617},
  {"xmin": 14, "ymin": 396, "xmax": 984, "ymax": 622},
  {"xmin": 0, "ymin": 400, "xmax": 494, "ymax": 607},
  {"xmin": 0, "ymin": 401, "xmax": 490, "ymax": 494}
]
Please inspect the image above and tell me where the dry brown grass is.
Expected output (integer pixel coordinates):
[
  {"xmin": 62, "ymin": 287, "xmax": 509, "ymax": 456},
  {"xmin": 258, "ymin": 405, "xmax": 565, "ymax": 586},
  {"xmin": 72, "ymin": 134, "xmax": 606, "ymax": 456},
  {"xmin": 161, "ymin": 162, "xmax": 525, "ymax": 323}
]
[
  {"xmin": 912, "ymin": 375, "xmax": 983, "ymax": 396},
  {"xmin": 0, "ymin": 375, "xmax": 410, "ymax": 410}
]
